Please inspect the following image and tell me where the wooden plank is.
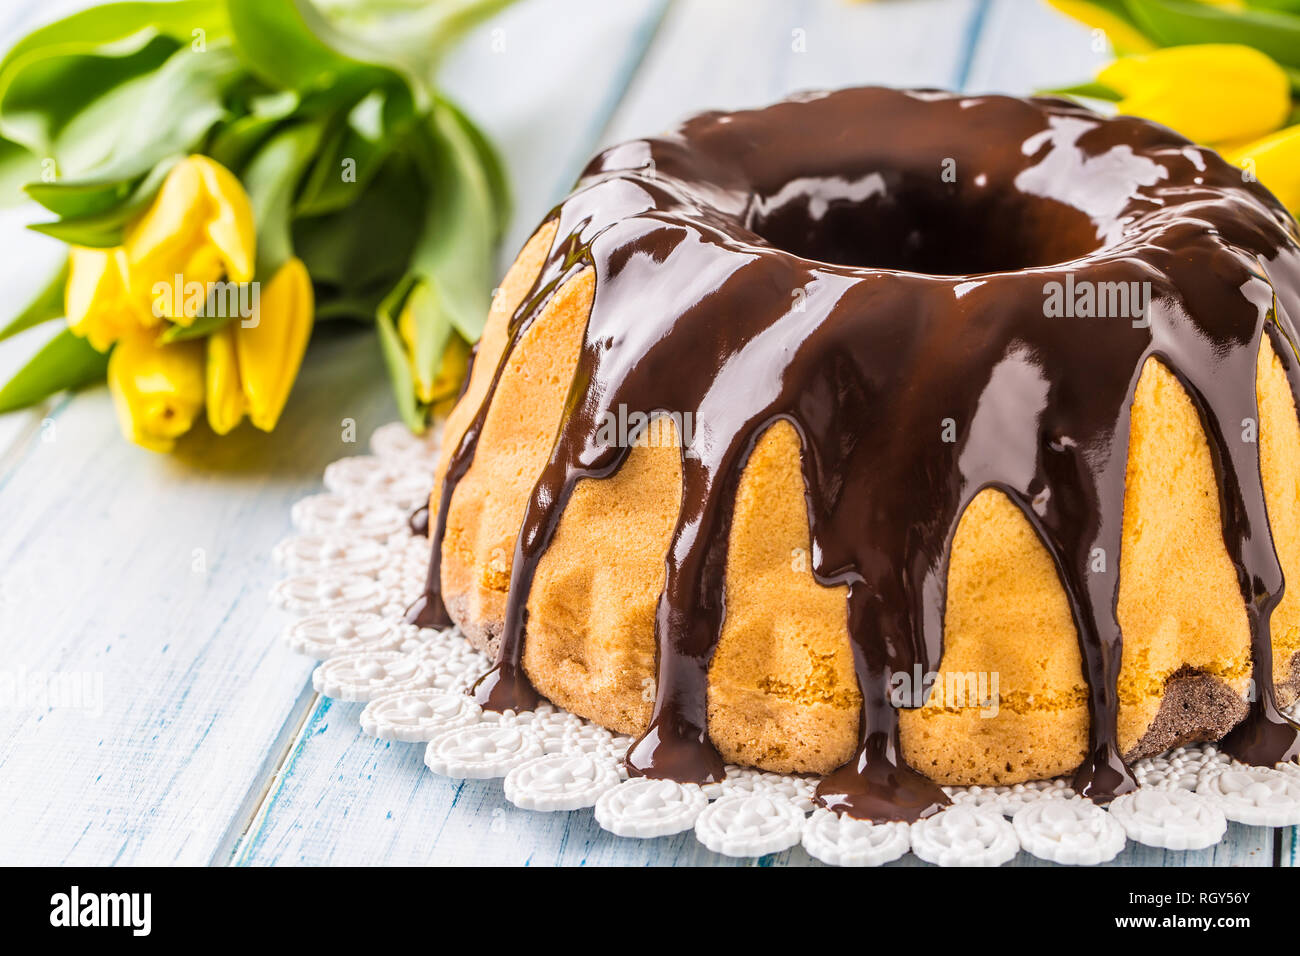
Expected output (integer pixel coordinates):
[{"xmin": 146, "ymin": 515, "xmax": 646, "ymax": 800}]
[
  {"xmin": 235, "ymin": 697, "xmax": 824, "ymax": 866},
  {"xmin": 0, "ymin": 328, "xmax": 396, "ymax": 865},
  {"xmin": 600, "ymin": 0, "xmax": 983, "ymax": 149},
  {"xmin": 963, "ymin": 0, "xmax": 1111, "ymax": 94}
]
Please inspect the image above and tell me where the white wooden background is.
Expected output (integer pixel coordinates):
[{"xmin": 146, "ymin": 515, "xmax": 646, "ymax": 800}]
[{"xmin": 0, "ymin": 0, "xmax": 1293, "ymax": 867}]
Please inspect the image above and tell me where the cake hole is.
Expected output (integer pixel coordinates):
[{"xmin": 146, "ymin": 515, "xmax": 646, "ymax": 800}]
[{"xmin": 746, "ymin": 174, "xmax": 1104, "ymax": 276}]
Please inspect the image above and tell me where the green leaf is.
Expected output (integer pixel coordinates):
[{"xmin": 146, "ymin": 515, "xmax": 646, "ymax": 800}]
[
  {"xmin": 292, "ymin": 150, "xmax": 424, "ymax": 289},
  {"xmin": 318, "ymin": 0, "xmax": 517, "ymax": 89},
  {"xmin": 407, "ymin": 0, "xmax": 518, "ymax": 73},
  {"xmin": 439, "ymin": 97, "xmax": 510, "ymax": 241},
  {"xmin": 0, "ymin": 36, "xmax": 177, "ymax": 173},
  {"xmin": 405, "ymin": 279, "xmax": 453, "ymax": 399},
  {"xmin": 159, "ymin": 309, "xmax": 236, "ymax": 343},
  {"xmin": 0, "ymin": 0, "xmax": 228, "ymax": 166},
  {"xmin": 227, "ymin": 0, "xmax": 414, "ymax": 107},
  {"xmin": 1243, "ymin": 0, "xmax": 1300, "ymax": 13},
  {"xmin": 27, "ymin": 155, "xmax": 179, "ymax": 247},
  {"xmin": 241, "ymin": 118, "xmax": 329, "ymax": 277},
  {"xmin": 1285, "ymin": 67, "xmax": 1300, "ymax": 99},
  {"xmin": 0, "ymin": 327, "xmax": 108, "ymax": 413},
  {"xmin": 313, "ymin": 282, "xmax": 392, "ymax": 323},
  {"xmin": 406, "ymin": 101, "xmax": 497, "ymax": 346},
  {"xmin": 12, "ymin": 40, "xmax": 237, "ymax": 223},
  {"xmin": 1123, "ymin": 0, "xmax": 1300, "ymax": 69},
  {"xmin": 374, "ymin": 290, "xmax": 424, "ymax": 431},
  {"xmin": 24, "ymin": 174, "xmax": 137, "ymax": 219},
  {"xmin": 370, "ymin": 100, "xmax": 500, "ymax": 406},
  {"xmin": 206, "ymin": 90, "xmax": 300, "ymax": 171},
  {"xmin": 0, "ymin": 134, "xmax": 41, "ymax": 207},
  {"xmin": 76, "ymin": 43, "xmax": 240, "ymax": 183},
  {"xmin": 0, "ymin": 255, "xmax": 68, "ymax": 342},
  {"xmin": 28, "ymin": 213, "xmax": 129, "ymax": 248},
  {"xmin": 0, "ymin": 0, "xmax": 226, "ymax": 78},
  {"xmin": 294, "ymin": 90, "xmax": 415, "ymax": 218},
  {"xmin": 1040, "ymin": 81, "xmax": 1122, "ymax": 102}
]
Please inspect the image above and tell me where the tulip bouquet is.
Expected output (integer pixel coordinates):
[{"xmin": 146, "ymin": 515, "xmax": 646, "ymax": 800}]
[
  {"xmin": 1047, "ymin": 0, "xmax": 1300, "ymax": 214},
  {"xmin": 0, "ymin": 0, "xmax": 512, "ymax": 451}
]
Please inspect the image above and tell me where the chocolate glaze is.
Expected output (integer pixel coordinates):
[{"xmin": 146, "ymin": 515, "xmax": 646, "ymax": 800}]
[
  {"xmin": 405, "ymin": 346, "xmax": 480, "ymax": 626},
  {"xmin": 408, "ymin": 504, "xmax": 429, "ymax": 537},
  {"xmin": 415, "ymin": 88, "xmax": 1300, "ymax": 820}
]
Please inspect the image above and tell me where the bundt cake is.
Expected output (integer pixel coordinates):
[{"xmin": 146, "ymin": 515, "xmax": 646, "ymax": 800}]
[{"xmin": 408, "ymin": 87, "xmax": 1300, "ymax": 821}]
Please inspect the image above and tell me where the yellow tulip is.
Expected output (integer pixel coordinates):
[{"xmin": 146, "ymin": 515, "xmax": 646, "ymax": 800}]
[
  {"xmin": 427, "ymin": 332, "xmax": 470, "ymax": 408},
  {"xmin": 65, "ymin": 245, "xmax": 142, "ymax": 352},
  {"xmin": 1099, "ymin": 45, "xmax": 1290, "ymax": 145},
  {"xmin": 234, "ymin": 256, "xmax": 314, "ymax": 432},
  {"xmin": 398, "ymin": 284, "xmax": 471, "ymax": 406},
  {"xmin": 205, "ymin": 324, "xmax": 246, "ymax": 436},
  {"xmin": 123, "ymin": 155, "xmax": 256, "ymax": 325},
  {"xmin": 107, "ymin": 328, "xmax": 205, "ymax": 453},
  {"xmin": 1045, "ymin": 1, "xmax": 1155, "ymax": 56},
  {"xmin": 1225, "ymin": 125, "xmax": 1300, "ymax": 217},
  {"xmin": 397, "ymin": 284, "xmax": 432, "ymax": 403}
]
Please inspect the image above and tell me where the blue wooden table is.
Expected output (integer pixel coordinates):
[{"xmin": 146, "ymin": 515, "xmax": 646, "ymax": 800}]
[{"xmin": 0, "ymin": 0, "xmax": 1294, "ymax": 866}]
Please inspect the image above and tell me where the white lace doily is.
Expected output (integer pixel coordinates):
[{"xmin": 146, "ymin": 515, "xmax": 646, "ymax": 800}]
[{"xmin": 272, "ymin": 421, "xmax": 1300, "ymax": 865}]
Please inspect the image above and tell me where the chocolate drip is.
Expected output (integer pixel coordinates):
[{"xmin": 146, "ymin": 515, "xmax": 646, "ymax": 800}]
[
  {"xmin": 404, "ymin": 497, "xmax": 453, "ymax": 628},
  {"xmin": 815, "ymin": 584, "xmax": 951, "ymax": 820},
  {"xmin": 420, "ymin": 88, "xmax": 1300, "ymax": 819},
  {"xmin": 403, "ymin": 346, "xmax": 481, "ymax": 627},
  {"xmin": 1220, "ymin": 326, "xmax": 1300, "ymax": 768},
  {"xmin": 407, "ymin": 504, "xmax": 429, "ymax": 537}
]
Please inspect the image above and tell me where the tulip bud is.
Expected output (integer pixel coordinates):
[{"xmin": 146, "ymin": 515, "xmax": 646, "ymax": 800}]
[
  {"xmin": 1099, "ymin": 45, "xmax": 1290, "ymax": 145},
  {"xmin": 206, "ymin": 324, "xmax": 247, "ymax": 436},
  {"xmin": 234, "ymin": 257, "xmax": 314, "ymax": 432},
  {"xmin": 1046, "ymin": 1, "xmax": 1155, "ymax": 56},
  {"xmin": 124, "ymin": 156, "xmax": 256, "ymax": 324},
  {"xmin": 397, "ymin": 282, "xmax": 471, "ymax": 407},
  {"xmin": 107, "ymin": 329, "xmax": 205, "ymax": 452},
  {"xmin": 65, "ymin": 246, "xmax": 140, "ymax": 352},
  {"xmin": 428, "ymin": 332, "xmax": 470, "ymax": 411},
  {"xmin": 1225, "ymin": 125, "xmax": 1300, "ymax": 218}
]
